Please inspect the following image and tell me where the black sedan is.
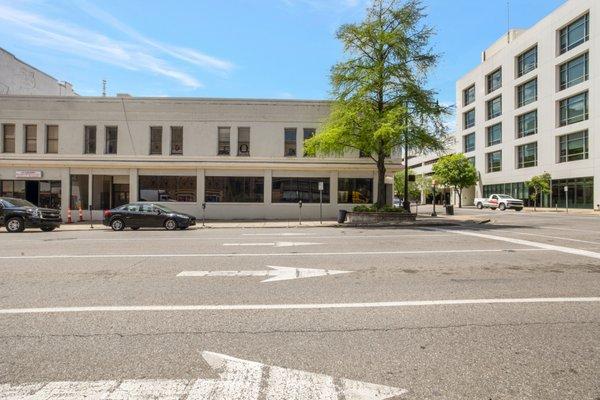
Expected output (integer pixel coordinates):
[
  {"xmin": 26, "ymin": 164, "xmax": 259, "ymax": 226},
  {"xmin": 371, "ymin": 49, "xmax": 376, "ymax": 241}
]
[{"xmin": 103, "ymin": 203, "xmax": 196, "ymax": 231}]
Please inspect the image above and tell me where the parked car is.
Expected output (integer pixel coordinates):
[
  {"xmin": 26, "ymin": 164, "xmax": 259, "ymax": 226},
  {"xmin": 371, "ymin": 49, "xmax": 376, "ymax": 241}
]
[
  {"xmin": 103, "ymin": 203, "xmax": 196, "ymax": 231},
  {"xmin": 0, "ymin": 197, "xmax": 62, "ymax": 232},
  {"xmin": 474, "ymin": 194, "xmax": 524, "ymax": 211}
]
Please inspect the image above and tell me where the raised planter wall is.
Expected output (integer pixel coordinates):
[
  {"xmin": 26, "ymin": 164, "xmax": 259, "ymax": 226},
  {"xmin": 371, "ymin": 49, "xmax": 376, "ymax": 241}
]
[{"xmin": 345, "ymin": 211, "xmax": 416, "ymax": 225}]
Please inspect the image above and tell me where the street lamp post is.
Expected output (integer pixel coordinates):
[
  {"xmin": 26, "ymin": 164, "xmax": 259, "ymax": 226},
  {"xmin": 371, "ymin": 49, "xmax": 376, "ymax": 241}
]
[{"xmin": 431, "ymin": 179, "xmax": 438, "ymax": 217}]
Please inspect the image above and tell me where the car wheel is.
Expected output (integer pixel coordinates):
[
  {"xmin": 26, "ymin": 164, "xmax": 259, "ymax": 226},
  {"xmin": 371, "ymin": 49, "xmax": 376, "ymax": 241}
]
[
  {"xmin": 515, "ymin": 208, "xmax": 523, "ymax": 212},
  {"xmin": 179, "ymin": 226, "xmax": 188, "ymax": 230},
  {"xmin": 6, "ymin": 217, "xmax": 25, "ymax": 233},
  {"xmin": 490, "ymin": 208, "xmax": 497, "ymax": 211},
  {"xmin": 130, "ymin": 227, "xmax": 140, "ymax": 231},
  {"xmin": 499, "ymin": 203, "xmax": 506, "ymax": 211},
  {"xmin": 110, "ymin": 219, "xmax": 125, "ymax": 231},
  {"xmin": 164, "ymin": 219, "xmax": 178, "ymax": 231},
  {"xmin": 40, "ymin": 226, "xmax": 56, "ymax": 232},
  {"xmin": 476, "ymin": 203, "xmax": 483, "ymax": 209}
]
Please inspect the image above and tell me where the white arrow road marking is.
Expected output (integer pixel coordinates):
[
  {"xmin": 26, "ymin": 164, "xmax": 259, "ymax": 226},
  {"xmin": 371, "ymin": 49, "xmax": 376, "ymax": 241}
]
[
  {"xmin": 177, "ymin": 266, "xmax": 352, "ymax": 283},
  {"xmin": 223, "ymin": 242, "xmax": 323, "ymax": 247},
  {"xmin": 0, "ymin": 352, "xmax": 407, "ymax": 400}
]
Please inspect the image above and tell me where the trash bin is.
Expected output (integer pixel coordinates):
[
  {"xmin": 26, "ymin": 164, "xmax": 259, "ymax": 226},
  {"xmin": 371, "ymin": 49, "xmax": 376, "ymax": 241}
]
[
  {"xmin": 445, "ymin": 205, "xmax": 454, "ymax": 215},
  {"xmin": 337, "ymin": 209, "xmax": 348, "ymax": 223}
]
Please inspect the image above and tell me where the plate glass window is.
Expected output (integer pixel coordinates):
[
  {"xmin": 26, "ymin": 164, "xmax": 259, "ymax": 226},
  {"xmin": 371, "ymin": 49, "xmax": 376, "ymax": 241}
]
[
  {"xmin": 171, "ymin": 126, "xmax": 183, "ymax": 155},
  {"xmin": 463, "ymin": 109, "xmax": 475, "ymax": 129},
  {"xmin": 517, "ymin": 142, "xmax": 537, "ymax": 168},
  {"xmin": 24, "ymin": 125, "xmax": 37, "ymax": 153},
  {"xmin": 559, "ymin": 130, "xmax": 588, "ymax": 162},
  {"xmin": 237, "ymin": 127, "xmax": 250, "ymax": 156},
  {"xmin": 46, "ymin": 125, "xmax": 58, "ymax": 154},
  {"xmin": 517, "ymin": 46, "xmax": 537, "ymax": 77},
  {"xmin": 517, "ymin": 110, "xmax": 538, "ymax": 138},
  {"xmin": 487, "ymin": 96, "xmax": 502, "ymax": 120},
  {"xmin": 517, "ymin": 79, "xmax": 537, "ymax": 107},
  {"xmin": 560, "ymin": 14, "xmax": 589, "ymax": 54},
  {"xmin": 218, "ymin": 127, "xmax": 230, "ymax": 155},
  {"xmin": 84, "ymin": 126, "xmax": 96, "ymax": 154},
  {"xmin": 338, "ymin": 178, "xmax": 373, "ymax": 204},
  {"xmin": 284, "ymin": 128, "xmax": 297, "ymax": 157},
  {"xmin": 486, "ymin": 123, "xmax": 502, "ymax": 146},
  {"xmin": 486, "ymin": 151, "xmax": 502, "ymax": 173},
  {"xmin": 559, "ymin": 53, "xmax": 588, "ymax": 90},
  {"xmin": 138, "ymin": 176, "xmax": 196, "ymax": 202},
  {"xmin": 105, "ymin": 126, "xmax": 118, "ymax": 154},
  {"xmin": 463, "ymin": 85, "xmax": 475, "ymax": 106},
  {"xmin": 150, "ymin": 127, "xmax": 162, "ymax": 155},
  {"xmin": 463, "ymin": 132, "xmax": 475, "ymax": 153},
  {"xmin": 272, "ymin": 177, "xmax": 330, "ymax": 203},
  {"xmin": 559, "ymin": 92, "xmax": 588, "ymax": 126},
  {"xmin": 2, "ymin": 124, "xmax": 15, "ymax": 153},
  {"xmin": 487, "ymin": 69, "xmax": 502, "ymax": 93},
  {"xmin": 205, "ymin": 177, "xmax": 263, "ymax": 202}
]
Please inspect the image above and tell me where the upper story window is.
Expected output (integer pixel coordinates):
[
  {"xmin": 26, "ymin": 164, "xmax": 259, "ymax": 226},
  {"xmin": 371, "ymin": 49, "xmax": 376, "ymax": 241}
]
[
  {"xmin": 2, "ymin": 124, "xmax": 15, "ymax": 153},
  {"xmin": 237, "ymin": 127, "xmax": 250, "ymax": 156},
  {"xmin": 150, "ymin": 127, "xmax": 162, "ymax": 155},
  {"xmin": 517, "ymin": 110, "xmax": 538, "ymax": 138},
  {"xmin": 486, "ymin": 123, "xmax": 502, "ymax": 147},
  {"xmin": 559, "ymin": 130, "xmax": 588, "ymax": 162},
  {"xmin": 516, "ymin": 142, "xmax": 538, "ymax": 169},
  {"xmin": 170, "ymin": 126, "xmax": 183, "ymax": 155},
  {"xmin": 559, "ymin": 92, "xmax": 588, "ymax": 126},
  {"xmin": 517, "ymin": 78, "xmax": 538, "ymax": 108},
  {"xmin": 559, "ymin": 52, "xmax": 588, "ymax": 90},
  {"xmin": 463, "ymin": 132, "xmax": 475, "ymax": 153},
  {"xmin": 463, "ymin": 109, "xmax": 475, "ymax": 129},
  {"xmin": 303, "ymin": 128, "xmax": 315, "ymax": 157},
  {"xmin": 463, "ymin": 85, "xmax": 475, "ymax": 106},
  {"xmin": 84, "ymin": 126, "xmax": 96, "ymax": 154},
  {"xmin": 486, "ymin": 68, "xmax": 502, "ymax": 94},
  {"xmin": 105, "ymin": 126, "xmax": 118, "ymax": 154},
  {"xmin": 24, "ymin": 125, "xmax": 37, "ymax": 153},
  {"xmin": 517, "ymin": 46, "xmax": 537, "ymax": 77},
  {"xmin": 486, "ymin": 150, "xmax": 502, "ymax": 173},
  {"xmin": 46, "ymin": 125, "xmax": 58, "ymax": 154},
  {"xmin": 284, "ymin": 128, "xmax": 297, "ymax": 157},
  {"xmin": 486, "ymin": 96, "xmax": 502, "ymax": 120},
  {"xmin": 218, "ymin": 127, "xmax": 230, "ymax": 155},
  {"xmin": 560, "ymin": 13, "xmax": 589, "ymax": 54}
]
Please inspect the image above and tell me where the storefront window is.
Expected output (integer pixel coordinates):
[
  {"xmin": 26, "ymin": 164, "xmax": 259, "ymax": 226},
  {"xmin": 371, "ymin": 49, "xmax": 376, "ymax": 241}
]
[
  {"xmin": 138, "ymin": 176, "xmax": 197, "ymax": 202},
  {"xmin": 38, "ymin": 181, "xmax": 61, "ymax": 209},
  {"xmin": 272, "ymin": 177, "xmax": 330, "ymax": 203},
  {"xmin": 70, "ymin": 175, "xmax": 89, "ymax": 209},
  {"xmin": 552, "ymin": 177, "xmax": 593, "ymax": 209},
  {"xmin": 338, "ymin": 178, "xmax": 373, "ymax": 204},
  {"xmin": 205, "ymin": 177, "xmax": 264, "ymax": 203}
]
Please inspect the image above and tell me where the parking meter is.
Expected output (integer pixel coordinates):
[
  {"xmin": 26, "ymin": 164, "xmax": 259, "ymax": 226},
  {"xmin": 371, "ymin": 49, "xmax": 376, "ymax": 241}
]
[
  {"xmin": 298, "ymin": 200, "xmax": 303, "ymax": 225},
  {"xmin": 201, "ymin": 202, "xmax": 206, "ymax": 226}
]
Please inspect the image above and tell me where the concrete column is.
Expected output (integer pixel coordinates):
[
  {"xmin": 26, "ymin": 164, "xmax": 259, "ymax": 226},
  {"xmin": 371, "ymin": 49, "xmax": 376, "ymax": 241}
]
[
  {"xmin": 330, "ymin": 171, "xmax": 338, "ymax": 207},
  {"xmin": 230, "ymin": 127, "xmax": 238, "ymax": 157},
  {"xmin": 88, "ymin": 172, "xmax": 93, "ymax": 214},
  {"xmin": 38, "ymin": 125, "xmax": 45, "ymax": 154},
  {"xmin": 60, "ymin": 168, "xmax": 70, "ymax": 221},
  {"xmin": 129, "ymin": 168, "xmax": 138, "ymax": 202},
  {"xmin": 15, "ymin": 124, "xmax": 24, "ymax": 153},
  {"xmin": 264, "ymin": 169, "xmax": 272, "ymax": 206},
  {"xmin": 594, "ymin": 174, "xmax": 600, "ymax": 211},
  {"xmin": 197, "ymin": 168, "xmax": 205, "ymax": 204},
  {"xmin": 296, "ymin": 128, "xmax": 302, "ymax": 159},
  {"xmin": 162, "ymin": 126, "xmax": 169, "ymax": 156}
]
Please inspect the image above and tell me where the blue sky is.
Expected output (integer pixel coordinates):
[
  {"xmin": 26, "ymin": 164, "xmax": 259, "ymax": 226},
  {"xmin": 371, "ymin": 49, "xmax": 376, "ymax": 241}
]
[{"xmin": 0, "ymin": 0, "xmax": 566, "ymax": 105}]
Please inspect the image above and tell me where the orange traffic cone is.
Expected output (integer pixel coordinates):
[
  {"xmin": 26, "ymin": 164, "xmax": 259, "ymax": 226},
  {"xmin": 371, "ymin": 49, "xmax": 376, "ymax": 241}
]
[
  {"xmin": 78, "ymin": 206, "xmax": 83, "ymax": 222},
  {"xmin": 67, "ymin": 208, "xmax": 72, "ymax": 224}
]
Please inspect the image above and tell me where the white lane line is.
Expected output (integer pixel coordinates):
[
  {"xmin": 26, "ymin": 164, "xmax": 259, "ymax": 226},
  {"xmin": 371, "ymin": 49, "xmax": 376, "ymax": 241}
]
[
  {"xmin": 0, "ymin": 248, "xmax": 547, "ymax": 260},
  {"xmin": 177, "ymin": 266, "xmax": 352, "ymax": 283},
  {"xmin": 223, "ymin": 242, "xmax": 323, "ymax": 247},
  {"xmin": 508, "ymin": 231, "xmax": 600, "ymax": 245},
  {"xmin": 444, "ymin": 229, "xmax": 600, "ymax": 261},
  {"xmin": 540, "ymin": 226, "xmax": 600, "ymax": 235},
  {"xmin": 1, "ymin": 297, "xmax": 598, "ymax": 315}
]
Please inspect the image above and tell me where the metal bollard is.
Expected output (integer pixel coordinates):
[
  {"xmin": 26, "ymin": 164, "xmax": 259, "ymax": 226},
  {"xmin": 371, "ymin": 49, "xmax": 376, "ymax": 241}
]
[{"xmin": 298, "ymin": 200, "xmax": 303, "ymax": 225}]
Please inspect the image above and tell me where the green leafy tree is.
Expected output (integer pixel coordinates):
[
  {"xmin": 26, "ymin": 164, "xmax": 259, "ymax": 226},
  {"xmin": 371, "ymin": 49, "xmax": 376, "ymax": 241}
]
[
  {"xmin": 394, "ymin": 169, "xmax": 420, "ymax": 201},
  {"xmin": 431, "ymin": 154, "xmax": 477, "ymax": 208},
  {"xmin": 304, "ymin": 0, "xmax": 449, "ymax": 208},
  {"xmin": 527, "ymin": 173, "xmax": 552, "ymax": 211}
]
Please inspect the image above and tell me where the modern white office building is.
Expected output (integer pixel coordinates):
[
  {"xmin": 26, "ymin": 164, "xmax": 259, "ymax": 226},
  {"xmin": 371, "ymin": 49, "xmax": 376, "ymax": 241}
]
[
  {"xmin": 0, "ymin": 95, "xmax": 399, "ymax": 220},
  {"xmin": 456, "ymin": 0, "xmax": 598, "ymax": 209}
]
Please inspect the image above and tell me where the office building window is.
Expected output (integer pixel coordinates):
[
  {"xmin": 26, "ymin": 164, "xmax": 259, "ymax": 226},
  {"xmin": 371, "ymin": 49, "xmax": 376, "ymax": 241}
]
[
  {"xmin": 559, "ymin": 53, "xmax": 588, "ymax": 90},
  {"xmin": 284, "ymin": 128, "xmax": 297, "ymax": 157},
  {"xmin": 218, "ymin": 127, "xmax": 230, "ymax": 155},
  {"xmin": 486, "ymin": 123, "xmax": 502, "ymax": 146},
  {"xmin": 45, "ymin": 125, "xmax": 58, "ymax": 154},
  {"xmin": 467, "ymin": 156, "xmax": 475, "ymax": 166},
  {"xmin": 517, "ymin": 79, "xmax": 537, "ymax": 108},
  {"xmin": 463, "ymin": 132, "xmax": 475, "ymax": 153},
  {"xmin": 0, "ymin": 180, "xmax": 25, "ymax": 199},
  {"xmin": 463, "ymin": 85, "xmax": 475, "ymax": 106},
  {"xmin": 237, "ymin": 127, "xmax": 250, "ymax": 156},
  {"xmin": 517, "ymin": 110, "xmax": 538, "ymax": 138},
  {"xmin": 338, "ymin": 178, "xmax": 373, "ymax": 204},
  {"xmin": 517, "ymin": 46, "xmax": 537, "ymax": 77},
  {"xmin": 171, "ymin": 126, "xmax": 183, "ymax": 155},
  {"xmin": 560, "ymin": 13, "xmax": 589, "ymax": 54},
  {"xmin": 487, "ymin": 96, "xmax": 502, "ymax": 120},
  {"xmin": 486, "ymin": 68, "xmax": 502, "ymax": 94},
  {"xmin": 105, "ymin": 126, "xmax": 118, "ymax": 154},
  {"xmin": 205, "ymin": 176, "xmax": 264, "ymax": 202},
  {"xmin": 463, "ymin": 109, "xmax": 475, "ymax": 129},
  {"xmin": 70, "ymin": 175, "xmax": 89, "ymax": 209},
  {"xmin": 24, "ymin": 125, "xmax": 37, "ymax": 153},
  {"xmin": 84, "ymin": 126, "xmax": 97, "ymax": 154},
  {"xmin": 516, "ymin": 142, "xmax": 537, "ymax": 169},
  {"xmin": 559, "ymin": 92, "xmax": 588, "ymax": 126},
  {"xmin": 150, "ymin": 127, "xmax": 162, "ymax": 155},
  {"xmin": 272, "ymin": 177, "xmax": 330, "ymax": 203},
  {"xmin": 2, "ymin": 124, "xmax": 15, "ymax": 153},
  {"xmin": 303, "ymin": 128, "xmax": 316, "ymax": 156},
  {"xmin": 138, "ymin": 176, "xmax": 197, "ymax": 202},
  {"xmin": 559, "ymin": 130, "xmax": 588, "ymax": 163},
  {"xmin": 486, "ymin": 151, "xmax": 502, "ymax": 173}
]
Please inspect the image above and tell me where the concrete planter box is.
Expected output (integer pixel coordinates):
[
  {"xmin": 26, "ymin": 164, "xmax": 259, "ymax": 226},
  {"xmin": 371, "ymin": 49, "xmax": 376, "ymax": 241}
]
[{"xmin": 345, "ymin": 211, "xmax": 416, "ymax": 225}]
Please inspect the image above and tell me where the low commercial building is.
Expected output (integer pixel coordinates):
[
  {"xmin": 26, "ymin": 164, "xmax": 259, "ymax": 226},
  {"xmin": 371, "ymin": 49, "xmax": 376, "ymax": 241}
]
[{"xmin": 0, "ymin": 95, "xmax": 399, "ymax": 220}]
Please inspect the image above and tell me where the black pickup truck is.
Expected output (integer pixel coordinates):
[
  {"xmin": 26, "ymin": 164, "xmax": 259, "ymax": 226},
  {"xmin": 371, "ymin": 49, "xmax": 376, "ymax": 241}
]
[{"xmin": 0, "ymin": 197, "xmax": 62, "ymax": 232}]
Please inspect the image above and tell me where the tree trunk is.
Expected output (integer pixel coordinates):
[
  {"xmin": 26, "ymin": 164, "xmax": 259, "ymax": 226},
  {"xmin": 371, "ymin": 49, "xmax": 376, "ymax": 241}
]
[
  {"xmin": 376, "ymin": 155, "xmax": 386, "ymax": 209},
  {"xmin": 457, "ymin": 188, "xmax": 462, "ymax": 208}
]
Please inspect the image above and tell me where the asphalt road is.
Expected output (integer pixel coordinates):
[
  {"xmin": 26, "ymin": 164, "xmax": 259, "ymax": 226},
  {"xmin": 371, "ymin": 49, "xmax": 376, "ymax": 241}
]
[{"xmin": 1, "ymin": 209, "xmax": 599, "ymax": 399}]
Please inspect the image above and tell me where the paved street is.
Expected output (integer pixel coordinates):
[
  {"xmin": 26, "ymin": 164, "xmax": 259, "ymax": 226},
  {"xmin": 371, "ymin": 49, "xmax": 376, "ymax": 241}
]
[{"xmin": 1, "ymin": 210, "xmax": 599, "ymax": 399}]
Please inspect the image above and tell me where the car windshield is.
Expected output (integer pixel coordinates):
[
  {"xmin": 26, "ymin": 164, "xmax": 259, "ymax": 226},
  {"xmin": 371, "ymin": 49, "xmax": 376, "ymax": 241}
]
[
  {"xmin": 497, "ymin": 194, "xmax": 514, "ymax": 199},
  {"xmin": 3, "ymin": 198, "xmax": 36, "ymax": 208},
  {"xmin": 154, "ymin": 204, "xmax": 174, "ymax": 212}
]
